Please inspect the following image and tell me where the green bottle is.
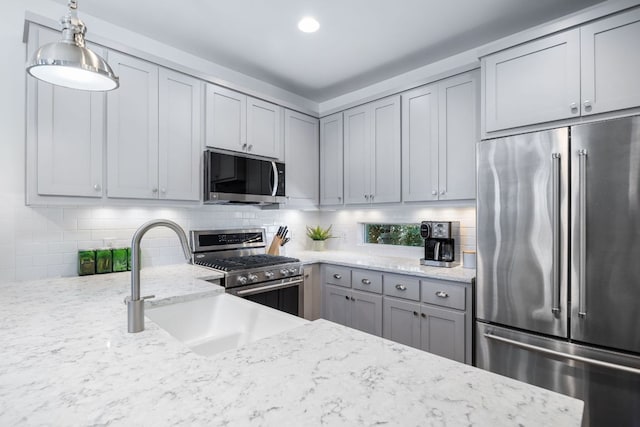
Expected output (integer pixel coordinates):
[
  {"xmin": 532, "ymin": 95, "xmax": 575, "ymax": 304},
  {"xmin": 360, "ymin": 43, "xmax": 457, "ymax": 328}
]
[
  {"xmin": 78, "ymin": 250, "xmax": 96, "ymax": 276},
  {"xmin": 112, "ymin": 248, "xmax": 128, "ymax": 272},
  {"xmin": 95, "ymin": 249, "xmax": 113, "ymax": 274}
]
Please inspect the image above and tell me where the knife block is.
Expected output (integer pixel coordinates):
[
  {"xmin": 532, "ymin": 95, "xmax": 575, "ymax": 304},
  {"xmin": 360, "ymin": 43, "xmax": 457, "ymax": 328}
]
[{"xmin": 267, "ymin": 236, "xmax": 282, "ymax": 255}]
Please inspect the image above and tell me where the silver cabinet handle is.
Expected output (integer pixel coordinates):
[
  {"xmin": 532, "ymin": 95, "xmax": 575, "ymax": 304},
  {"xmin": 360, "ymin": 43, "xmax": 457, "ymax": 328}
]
[
  {"xmin": 338, "ymin": 196, "xmax": 342, "ymax": 201},
  {"xmin": 333, "ymin": 273, "xmax": 342, "ymax": 280},
  {"xmin": 93, "ymin": 184, "xmax": 101, "ymax": 191},
  {"xmin": 152, "ymin": 188, "xmax": 158, "ymax": 193},
  {"xmin": 435, "ymin": 291, "xmax": 449, "ymax": 298},
  {"xmin": 160, "ymin": 188, "xmax": 166, "ymax": 194},
  {"xmin": 242, "ymin": 143, "xmax": 248, "ymax": 150},
  {"xmin": 345, "ymin": 295, "xmax": 349, "ymax": 300},
  {"xmin": 248, "ymin": 144, "xmax": 253, "ymax": 151},
  {"xmin": 395, "ymin": 284, "xmax": 407, "ymax": 291},
  {"xmin": 440, "ymin": 190, "xmax": 445, "ymax": 195},
  {"xmin": 551, "ymin": 153, "xmax": 561, "ymax": 315},
  {"xmin": 570, "ymin": 102, "xmax": 578, "ymax": 112},
  {"xmin": 364, "ymin": 194, "xmax": 369, "ymax": 201},
  {"xmin": 484, "ymin": 332, "xmax": 640, "ymax": 375},
  {"xmin": 583, "ymin": 100, "xmax": 592, "ymax": 108},
  {"xmin": 413, "ymin": 311, "xmax": 418, "ymax": 316},
  {"xmin": 431, "ymin": 190, "xmax": 437, "ymax": 196},
  {"xmin": 361, "ymin": 278, "xmax": 371, "ymax": 285},
  {"xmin": 420, "ymin": 313, "xmax": 426, "ymax": 318},
  {"xmin": 350, "ymin": 296, "xmax": 355, "ymax": 301},
  {"xmin": 578, "ymin": 149, "xmax": 588, "ymax": 317},
  {"xmin": 370, "ymin": 194, "xmax": 374, "ymax": 201}
]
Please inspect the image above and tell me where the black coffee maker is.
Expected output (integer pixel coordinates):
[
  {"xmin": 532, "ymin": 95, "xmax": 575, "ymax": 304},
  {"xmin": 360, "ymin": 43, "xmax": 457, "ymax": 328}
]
[{"xmin": 420, "ymin": 221, "xmax": 458, "ymax": 267}]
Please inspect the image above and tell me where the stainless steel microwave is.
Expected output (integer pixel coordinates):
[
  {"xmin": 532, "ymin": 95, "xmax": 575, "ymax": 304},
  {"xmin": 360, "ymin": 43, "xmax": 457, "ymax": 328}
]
[{"xmin": 203, "ymin": 150, "xmax": 286, "ymax": 205}]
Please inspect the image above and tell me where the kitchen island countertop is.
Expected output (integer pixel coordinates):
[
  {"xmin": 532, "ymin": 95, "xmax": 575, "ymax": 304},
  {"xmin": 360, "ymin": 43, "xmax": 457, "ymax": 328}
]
[{"xmin": 0, "ymin": 264, "xmax": 582, "ymax": 426}]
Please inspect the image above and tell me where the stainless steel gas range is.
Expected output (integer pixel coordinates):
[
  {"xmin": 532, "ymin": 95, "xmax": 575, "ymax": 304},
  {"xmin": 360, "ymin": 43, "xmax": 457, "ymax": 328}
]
[{"xmin": 191, "ymin": 228, "xmax": 304, "ymax": 317}]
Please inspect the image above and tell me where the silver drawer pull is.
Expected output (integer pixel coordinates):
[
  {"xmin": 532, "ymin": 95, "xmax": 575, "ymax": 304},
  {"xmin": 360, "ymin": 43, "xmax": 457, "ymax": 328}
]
[
  {"xmin": 361, "ymin": 279, "xmax": 371, "ymax": 285},
  {"xmin": 435, "ymin": 291, "xmax": 449, "ymax": 298},
  {"xmin": 395, "ymin": 284, "xmax": 407, "ymax": 291},
  {"xmin": 333, "ymin": 274, "xmax": 342, "ymax": 280}
]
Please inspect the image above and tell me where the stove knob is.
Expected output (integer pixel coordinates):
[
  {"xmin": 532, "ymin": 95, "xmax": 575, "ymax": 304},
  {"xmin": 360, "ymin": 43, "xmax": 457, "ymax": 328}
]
[
  {"xmin": 236, "ymin": 276, "xmax": 248, "ymax": 285},
  {"xmin": 264, "ymin": 271, "xmax": 274, "ymax": 279},
  {"xmin": 288, "ymin": 268, "xmax": 298, "ymax": 275},
  {"xmin": 280, "ymin": 269, "xmax": 290, "ymax": 276},
  {"xmin": 248, "ymin": 274, "xmax": 259, "ymax": 283}
]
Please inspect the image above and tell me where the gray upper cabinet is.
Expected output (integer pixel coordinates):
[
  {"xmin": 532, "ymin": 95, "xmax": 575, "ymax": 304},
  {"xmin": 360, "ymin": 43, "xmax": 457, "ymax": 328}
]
[
  {"xmin": 438, "ymin": 72, "xmax": 478, "ymax": 201},
  {"xmin": 204, "ymin": 84, "xmax": 246, "ymax": 153},
  {"xmin": 33, "ymin": 27, "xmax": 104, "ymax": 198},
  {"xmin": 344, "ymin": 96, "xmax": 401, "ymax": 205},
  {"xmin": 247, "ymin": 96, "xmax": 283, "ymax": 159},
  {"xmin": 158, "ymin": 69, "xmax": 202, "ymax": 201},
  {"xmin": 205, "ymin": 84, "xmax": 282, "ymax": 159},
  {"xmin": 402, "ymin": 72, "xmax": 478, "ymax": 202},
  {"xmin": 580, "ymin": 8, "xmax": 640, "ymax": 116},
  {"xmin": 283, "ymin": 109, "xmax": 319, "ymax": 207},
  {"xmin": 401, "ymin": 83, "xmax": 438, "ymax": 202},
  {"xmin": 107, "ymin": 51, "xmax": 160, "ymax": 199},
  {"xmin": 484, "ymin": 7, "xmax": 640, "ymax": 133},
  {"xmin": 483, "ymin": 29, "xmax": 581, "ymax": 133},
  {"xmin": 319, "ymin": 113, "xmax": 344, "ymax": 205}
]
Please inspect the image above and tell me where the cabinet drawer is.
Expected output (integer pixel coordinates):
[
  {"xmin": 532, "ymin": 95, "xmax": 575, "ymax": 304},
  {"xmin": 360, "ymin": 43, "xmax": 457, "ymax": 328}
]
[
  {"xmin": 352, "ymin": 269, "xmax": 382, "ymax": 294},
  {"xmin": 383, "ymin": 273, "xmax": 420, "ymax": 301},
  {"xmin": 421, "ymin": 279, "xmax": 466, "ymax": 310},
  {"xmin": 325, "ymin": 266, "xmax": 351, "ymax": 287}
]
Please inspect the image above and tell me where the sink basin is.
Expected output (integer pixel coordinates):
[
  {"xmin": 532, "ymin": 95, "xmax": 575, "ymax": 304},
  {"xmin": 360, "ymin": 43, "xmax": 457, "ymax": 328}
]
[{"xmin": 145, "ymin": 294, "xmax": 309, "ymax": 356}]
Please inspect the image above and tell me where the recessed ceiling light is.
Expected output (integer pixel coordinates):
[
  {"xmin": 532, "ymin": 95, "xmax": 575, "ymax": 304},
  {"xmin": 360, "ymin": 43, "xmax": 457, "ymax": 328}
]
[{"xmin": 298, "ymin": 16, "xmax": 320, "ymax": 33}]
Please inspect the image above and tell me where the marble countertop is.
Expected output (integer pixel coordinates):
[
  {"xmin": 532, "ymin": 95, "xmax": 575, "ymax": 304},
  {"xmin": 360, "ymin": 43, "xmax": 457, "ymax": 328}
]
[
  {"xmin": 291, "ymin": 250, "xmax": 476, "ymax": 283},
  {"xmin": 0, "ymin": 264, "xmax": 582, "ymax": 426}
]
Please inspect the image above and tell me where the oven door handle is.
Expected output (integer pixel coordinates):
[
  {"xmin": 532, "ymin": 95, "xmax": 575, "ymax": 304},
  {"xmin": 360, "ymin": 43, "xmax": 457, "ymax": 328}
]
[{"xmin": 235, "ymin": 278, "xmax": 303, "ymax": 297}]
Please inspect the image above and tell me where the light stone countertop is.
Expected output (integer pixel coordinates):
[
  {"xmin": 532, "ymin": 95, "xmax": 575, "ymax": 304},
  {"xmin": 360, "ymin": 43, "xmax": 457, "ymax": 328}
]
[
  {"xmin": 0, "ymin": 263, "xmax": 583, "ymax": 426},
  {"xmin": 291, "ymin": 250, "xmax": 476, "ymax": 283}
]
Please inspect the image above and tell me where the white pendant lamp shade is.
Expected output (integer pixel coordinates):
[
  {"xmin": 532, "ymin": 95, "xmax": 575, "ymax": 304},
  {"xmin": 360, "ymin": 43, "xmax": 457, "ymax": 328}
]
[{"xmin": 26, "ymin": 0, "xmax": 119, "ymax": 91}]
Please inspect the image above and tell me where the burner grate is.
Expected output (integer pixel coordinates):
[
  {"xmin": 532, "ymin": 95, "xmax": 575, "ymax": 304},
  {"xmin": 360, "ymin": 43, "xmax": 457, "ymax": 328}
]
[{"xmin": 195, "ymin": 254, "xmax": 299, "ymax": 272}]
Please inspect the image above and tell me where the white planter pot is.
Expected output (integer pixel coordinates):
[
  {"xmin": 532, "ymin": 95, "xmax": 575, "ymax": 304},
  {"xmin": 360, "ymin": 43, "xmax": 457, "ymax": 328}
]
[{"xmin": 310, "ymin": 240, "xmax": 326, "ymax": 251}]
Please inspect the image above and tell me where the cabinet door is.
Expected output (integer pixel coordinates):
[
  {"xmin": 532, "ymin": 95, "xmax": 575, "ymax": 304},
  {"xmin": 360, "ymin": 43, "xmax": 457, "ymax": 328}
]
[
  {"xmin": 205, "ymin": 84, "xmax": 246, "ymax": 152},
  {"xmin": 320, "ymin": 113, "xmax": 344, "ymax": 205},
  {"xmin": 107, "ymin": 52, "xmax": 159, "ymax": 199},
  {"xmin": 401, "ymin": 84, "xmax": 439, "ymax": 202},
  {"xmin": 438, "ymin": 72, "xmax": 478, "ymax": 201},
  {"xmin": 420, "ymin": 305, "xmax": 465, "ymax": 363},
  {"xmin": 158, "ymin": 69, "xmax": 202, "ymax": 201},
  {"xmin": 351, "ymin": 290, "xmax": 383, "ymax": 337},
  {"xmin": 322, "ymin": 284, "xmax": 351, "ymax": 327},
  {"xmin": 484, "ymin": 29, "xmax": 580, "ymax": 132},
  {"xmin": 370, "ymin": 96, "xmax": 401, "ymax": 204},
  {"xmin": 343, "ymin": 105, "xmax": 370, "ymax": 204},
  {"xmin": 247, "ymin": 96, "xmax": 282, "ymax": 158},
  {"xmin": 581, "ymin": 8, "xmax": 640, "ymax": 116},
  {"xmin": 383, "ymin": 297, "xmax": 421, "ymax": 349},
  {"xmin": 35, "ymin": 27, "xmax": 104, "ymax": 198},
  {"xmin": 284, "ymin": 110, "xmax": 319, "ymax": 206}
]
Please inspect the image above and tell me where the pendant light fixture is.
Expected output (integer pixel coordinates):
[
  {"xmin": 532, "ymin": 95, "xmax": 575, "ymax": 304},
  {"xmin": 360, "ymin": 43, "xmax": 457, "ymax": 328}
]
[{"xmin": 26, "ymin": 0, "xmax": 119, "ymax": 91}]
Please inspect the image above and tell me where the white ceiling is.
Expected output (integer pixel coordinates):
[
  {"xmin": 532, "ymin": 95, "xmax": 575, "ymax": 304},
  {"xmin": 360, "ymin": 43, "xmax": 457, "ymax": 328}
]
[{"xmin": 54, "ymin": 0, "xmax": 606, "ymax": 102}]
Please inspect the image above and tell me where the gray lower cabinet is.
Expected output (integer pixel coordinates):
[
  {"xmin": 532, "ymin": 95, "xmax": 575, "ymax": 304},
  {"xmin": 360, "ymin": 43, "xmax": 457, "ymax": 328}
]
[
  {"xmin": 420, "ymin": 304, "xmax": 465, "ymax": 363},
  {"xmin": 323, "ymin": 284, "xmax": 382, "ymax": 336},
  {"xmin": 383, "ymin": 297, "xmax": 421, "ymax": 348}
]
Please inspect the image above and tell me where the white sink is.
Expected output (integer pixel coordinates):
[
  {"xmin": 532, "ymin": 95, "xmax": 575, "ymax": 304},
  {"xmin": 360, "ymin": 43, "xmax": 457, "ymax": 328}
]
[{"xmin": 145, "ymin": 294, "xmax": 309, "ymax": 356}]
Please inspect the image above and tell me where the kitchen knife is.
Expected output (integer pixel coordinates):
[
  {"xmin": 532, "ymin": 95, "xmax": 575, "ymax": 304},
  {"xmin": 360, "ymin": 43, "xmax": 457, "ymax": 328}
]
[{"xmin": 280, "ymin": 237, "xmax": 290, "ymax": 246}]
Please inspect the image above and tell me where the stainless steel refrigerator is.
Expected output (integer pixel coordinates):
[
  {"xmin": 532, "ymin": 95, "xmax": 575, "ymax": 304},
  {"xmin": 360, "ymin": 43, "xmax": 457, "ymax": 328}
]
[{"xmin": 476, "ymin": 116, "xmax": 640, "ymax": 427}]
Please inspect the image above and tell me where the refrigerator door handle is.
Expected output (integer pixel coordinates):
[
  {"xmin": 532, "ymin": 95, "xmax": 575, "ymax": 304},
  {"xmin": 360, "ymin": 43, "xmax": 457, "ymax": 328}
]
[
  {"xmin": 484, "ymin": 332, "xmax": 640, "ymax": 375},
  {"xmin": 551, "ymin": 153, "xmax": 561, "ymax": 314},
  {"xmin": 578, "ymin": 149, "xmax": 588, "ymax": 317}
]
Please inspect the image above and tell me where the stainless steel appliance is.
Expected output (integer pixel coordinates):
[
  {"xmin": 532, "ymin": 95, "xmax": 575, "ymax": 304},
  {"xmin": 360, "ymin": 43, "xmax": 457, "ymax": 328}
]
[
  {"xmin": 476, "ymin": 116, "xmax": 640, "ymax": 427},
  {"xmin": 203, "ymin": 150, "xmax": 286, "ymax": 205},
  {"xmin": 191, "ymin": 228, "xmax": 303, "ymax": 317},
  {"xmin": 420, "ymin": 221, "xmax": 459, "ymax": 267}
]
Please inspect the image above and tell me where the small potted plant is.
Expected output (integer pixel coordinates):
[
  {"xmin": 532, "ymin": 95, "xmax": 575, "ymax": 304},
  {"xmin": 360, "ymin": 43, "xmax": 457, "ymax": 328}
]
[{"xmin": 306, "ymin": 225, "xmax": 334, "ymax": 251}]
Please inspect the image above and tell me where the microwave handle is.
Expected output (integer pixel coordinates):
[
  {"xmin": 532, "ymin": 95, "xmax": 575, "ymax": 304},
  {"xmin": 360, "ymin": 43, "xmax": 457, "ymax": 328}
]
[
  {"xmin": 203, "ymin": 150, "xmax": 211, "ymax": 197},
  {"xmin": 270, "ymin": 161, "xmax": 279, "ymax": 197}
]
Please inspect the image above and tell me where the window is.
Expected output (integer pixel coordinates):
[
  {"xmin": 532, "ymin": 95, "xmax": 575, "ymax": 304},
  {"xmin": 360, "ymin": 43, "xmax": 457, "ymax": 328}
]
[{"xmin": 363, "ymin": 223, "xmax": 422, "ymax": 247}]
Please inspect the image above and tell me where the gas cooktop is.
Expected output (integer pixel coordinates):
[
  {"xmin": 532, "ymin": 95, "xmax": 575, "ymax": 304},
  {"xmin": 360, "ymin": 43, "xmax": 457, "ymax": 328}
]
[{"xmin": 194, "ymin": 254, "xmax": 300, "ymax": 272}]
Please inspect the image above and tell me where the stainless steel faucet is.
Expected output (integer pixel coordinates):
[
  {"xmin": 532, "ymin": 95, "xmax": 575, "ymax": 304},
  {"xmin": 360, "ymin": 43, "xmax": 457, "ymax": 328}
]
[{"xmin": 126, "ymin": 219, "xmax": 191, "ymax": 333}]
